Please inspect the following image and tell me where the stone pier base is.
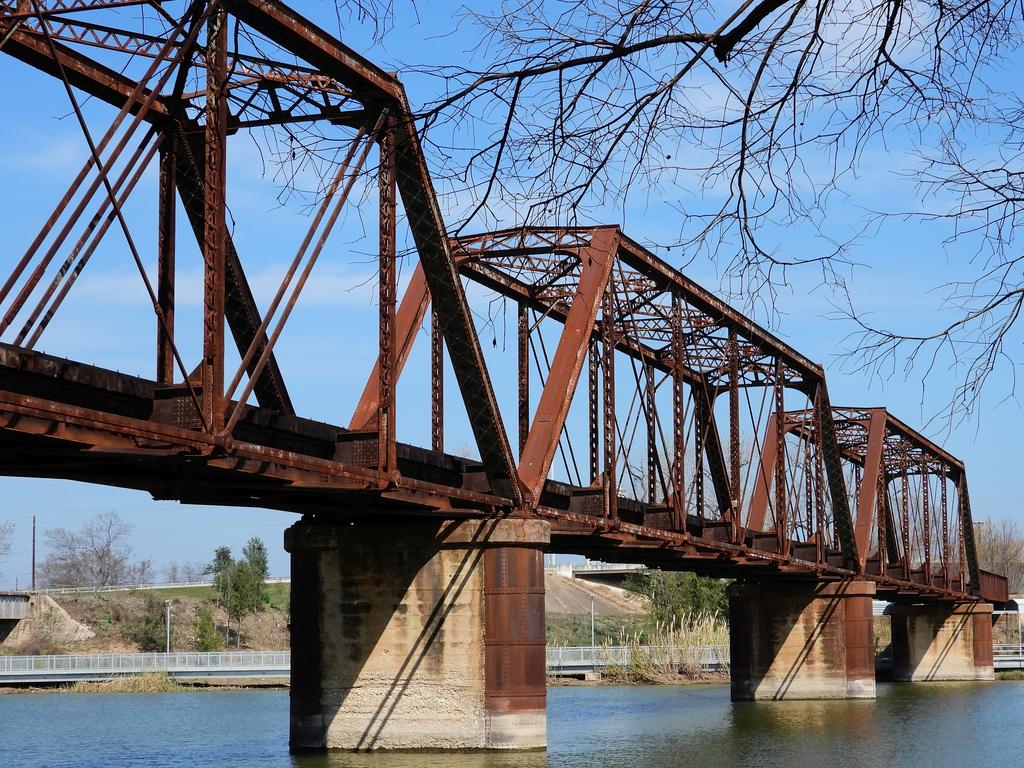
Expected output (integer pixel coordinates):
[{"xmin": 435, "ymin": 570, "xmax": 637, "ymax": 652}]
[
  {"xmin": 890, "ymin": 601, "xmax": 994, "ymax": 681},
  {"xmin": 728, "ymin": 580, "xmax": 876, "ymax": 700},
  {"xmin": 285, "ymin": 516, "xmax": 549, "ymax": 752}
]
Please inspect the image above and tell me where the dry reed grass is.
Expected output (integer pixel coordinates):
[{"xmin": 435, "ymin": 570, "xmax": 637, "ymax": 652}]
[
  {"xmin": 66, "ymin": 672, "xmax": 182, "ymax": 693},
  {"xmin": 603, "ymin": 612, "xmax": 729, "ymax": 683}
]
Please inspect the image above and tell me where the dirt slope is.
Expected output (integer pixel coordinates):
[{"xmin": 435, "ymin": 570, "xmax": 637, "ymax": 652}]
[
  {"xmin": 2, "ymin": 576, "xmax": 642, "ymax": 654},
  {"xmin": 544, "ymin": 573, "xmax": 644, "ymax": 615}
]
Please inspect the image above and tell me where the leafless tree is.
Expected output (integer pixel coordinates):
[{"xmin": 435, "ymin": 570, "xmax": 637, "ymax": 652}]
[
  {"xmin": 164, "ymin": 561, "xmax": 181, "ymax": 584},
  {"xmin": 408, "ymin": 0, "xmax": 1024, "ymax": 414},
  {"xmin": 38, "ymin": 512, "xmax": 152, "ymax": 589},
  {"xmin": 975, "ymin": 517, "xmax": 1024, "ymax": 594},
  {"xmin": 164, "ymin": 560, "xmax": 208, "ymax": 584},
  {"xmin": 843, "ymin": 97, "xmax": 1024, "ymax": 423}
]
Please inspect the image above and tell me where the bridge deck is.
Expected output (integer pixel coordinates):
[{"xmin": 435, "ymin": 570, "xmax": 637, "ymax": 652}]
[{"xmin": 0, "ymin": 343, "xmax": 997, "ymax": 603}]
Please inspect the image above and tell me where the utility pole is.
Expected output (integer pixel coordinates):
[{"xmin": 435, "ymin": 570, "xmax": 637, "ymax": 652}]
[
  {"xmin": 31, "ymin": 515, "xmax": 36, "ymax": 592},
  {"xmin": 164, "ymin": 600, "xmax": 172, "ymax": 653}
]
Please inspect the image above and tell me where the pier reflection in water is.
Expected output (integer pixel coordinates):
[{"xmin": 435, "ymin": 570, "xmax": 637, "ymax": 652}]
[{"xmin": 2, "ymin": 683, "xmax": 1020, "ymax": 768}]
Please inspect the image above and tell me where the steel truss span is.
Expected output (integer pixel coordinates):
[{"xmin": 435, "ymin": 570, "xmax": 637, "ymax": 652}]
[{"xmin": 0, "ymin": 0, "xmax": 1007, "ymax": 605}]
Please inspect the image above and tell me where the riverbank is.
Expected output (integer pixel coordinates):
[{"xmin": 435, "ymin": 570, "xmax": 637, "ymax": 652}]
[
  {"xmin": 551, "ymin": 672, "xmax": 728, "ymax": 686},
  {"xmin": 0, "ymin": 673, "xmax": 289, "ymax": 695},
  {"xmin": 4, "ymin": 670, "xmax": 1016, "ymax": 697}
]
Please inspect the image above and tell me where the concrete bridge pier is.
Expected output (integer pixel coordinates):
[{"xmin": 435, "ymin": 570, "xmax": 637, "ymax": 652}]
[
  {"xmin": 728, "ymin": 580, "xmax": 876, "ymax": 700},
  {"xmin": 284, "ymin": 516, "xmax": 549, "ymax": 752},
  {"xmin": 890, "ymin": 602, "xmax": 994, "ymax": 681}
]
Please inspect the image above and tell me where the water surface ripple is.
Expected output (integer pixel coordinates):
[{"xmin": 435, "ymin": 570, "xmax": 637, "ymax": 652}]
[{"xmin": 2, "ymin": 682, "xmax": 1018, "ymax": 767}]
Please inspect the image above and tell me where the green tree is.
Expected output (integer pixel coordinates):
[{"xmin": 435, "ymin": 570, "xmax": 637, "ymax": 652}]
[
  {"xmin": 221, "ymin": 561, "xmax": 259, "ymax": 647},
  {"xmin": 241, "ymin": 537, "xmax": 269, "ymax": 609},
  {"xmin": 207, "ymin": 546, "xmax": 232, "ymax": 579},
  {"xmin": 192, "ymin": 603, "xmax": 222, "ymax": 652},
  {"xmin": 207, "ymin": 545, "xmax": 238, "ymax": 619},
  {"xmin": 623, "ymin": 571, "xmax": 729, "ymax": 626},
  {"xmin": 207, "ymin": 539, "xmax": 270, "ymax": 646},
  {"xmin": 127, "ymin": 595, "xmax": 166, "ymax": 652}
]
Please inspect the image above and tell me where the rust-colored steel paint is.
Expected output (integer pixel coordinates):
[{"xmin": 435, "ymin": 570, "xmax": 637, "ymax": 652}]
[
  {"xmin": 483, "ymin": 544, "xmax": 546, "ymax": 715},
  {"xmin": 844, "ymin": 591, "xmax": 875, "ymax": 685}
]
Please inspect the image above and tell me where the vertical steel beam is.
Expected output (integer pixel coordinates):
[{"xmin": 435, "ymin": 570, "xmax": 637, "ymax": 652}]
[
  {"xmin": 588, "ymin": 337, "xmax": 599, "ymax": 485},
  {"xmin": 694, "ymin": 392, "xmax": 706, "ymax": 523},
  {"xmin": 645, "ymin": 362, "xmax": 657, "ymax": 505},
  {"xmin": 855, "ymin": 410, "xmax": 886, "ymax": 570},
  {"xmin": 156, "ymin": 137, "xmax": 176, "ymax": 384},
  {"xmin": 601, "ymin": 288, "xmax": 616, "ymax": 520},
  {"xmin": 803, "ymin": 444, "xmax": 813, "ymax": 540},
  {"xmin": 876, "ymin": 471, "xmax": 887, "ymax": 572},
  {"xmin": 773, "ymin": 360, "xmax": 787, "ymax": 554},
  {"xmin": 814, "ymin": 394, "xmax": 827, "ymax": 564},
  {"xmin": 431, "ymin": 303, "xmax": 443, "ymax": 453},
  {"xmin": 728, "ymin": 331, "xmax": 740, "ymax": 539},
  {"xmin": 518, "ymin": 229, "xmax": 617, "ymax": 502},
  {"xmin": 518, "ymin": 302, "xmax": 529, "ymax": 457},
  {"xmin": 670, "ymin": 292, "xmax": 685, "ymax": 529},
  {"xmin": 901, "ymin": 469, "xmax": 911, "ymax": 580},
  {"xmin": 922, "ymin": 462, "xmax": 931, "ymax": 585},
  {"xmin": 173, "ymin": 126, "xmax": 294, "ymax": 415},
  {"xmin": 941, "ymin": 466, "xmax": 949, "ymax": 585},
  {"xmin": 376, "ymin": 118, "xmax": 397, "ymax": 472},
  {"xmin": 350, "ymin": 263, "xmax": 430, "ymax": 431},
  {"xmin": 959, "ymin": 501, "xmax": 967, "ymax": 591},
  {"xmin": 201, "ymin": 6, "xmax": 227, "ymax": 431}
]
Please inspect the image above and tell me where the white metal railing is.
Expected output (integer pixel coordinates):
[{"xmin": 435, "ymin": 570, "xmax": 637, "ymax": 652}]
[
  {"xmin": 0, "ymin": 651, "xmax": 290, "ymax": 675},
  {"xmin": 571, "ymin": 561, "xmax": 645, "ymax": 572},
  {"xmin": 546, "ymin": 561, "xmax": 646, "ymax": 577},
  {"xmin": 35, "ymin": 577, "xmax": 291, "ymax": 595},
  {"xmin": 5, "ymin": 641, "xmax": 1017, "ymax": 680},
  {"xmin": 0, "ymin": 646, "xmax": 727, "ymax": 679},
  {"xmin": 545, "ymin": 644, "xmax": 729, "ymax": 669}
]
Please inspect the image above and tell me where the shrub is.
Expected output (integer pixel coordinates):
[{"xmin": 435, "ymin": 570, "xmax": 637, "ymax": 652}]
[
  {"xmin": 193, "ymin": 603, "xmax": 222, "ymax": 652},
  {"xmin": 126, "ymin": 595, "xmax": 166, "ymax": 652}
]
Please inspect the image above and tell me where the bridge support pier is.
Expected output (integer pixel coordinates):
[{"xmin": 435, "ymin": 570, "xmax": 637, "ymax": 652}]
[
  {"xmin": 890, "ymin": 602, "xmax": 994, "ymax": 681},
  {"xmin": 728, "ymin": 580, "xmax": 875, "ymax": 700},
  {"xmin": 285, "ymin": 516, "xmax": 549, "ymax": 752}
]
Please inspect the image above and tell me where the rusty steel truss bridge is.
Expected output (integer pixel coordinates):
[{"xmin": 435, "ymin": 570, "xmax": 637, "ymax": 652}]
[{"xmin": 0, "ymin": 0, "xmax": 1008, "ymax": 606}]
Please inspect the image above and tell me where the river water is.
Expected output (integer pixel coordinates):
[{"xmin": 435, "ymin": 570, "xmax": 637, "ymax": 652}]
[{"xmin": 3, "ymin": 682, "xmax": 1021, "ymax": 767}]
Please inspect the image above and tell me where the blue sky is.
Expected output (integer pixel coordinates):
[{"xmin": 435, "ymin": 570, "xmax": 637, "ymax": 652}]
[{"xmin": 0, "ymin": 1, "xmax": 1021, "ymax": 587}]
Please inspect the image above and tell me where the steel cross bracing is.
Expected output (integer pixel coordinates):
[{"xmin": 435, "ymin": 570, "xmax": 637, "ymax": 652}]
[{"xmin": 0, "ymin": 1, "xmax": 1007, "ymax": 605}]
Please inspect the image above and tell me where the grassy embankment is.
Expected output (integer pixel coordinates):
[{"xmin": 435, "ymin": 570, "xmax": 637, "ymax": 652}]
[{"xmin": 0, "ymin": 583, "xmax": 291, "ymax": 655}]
